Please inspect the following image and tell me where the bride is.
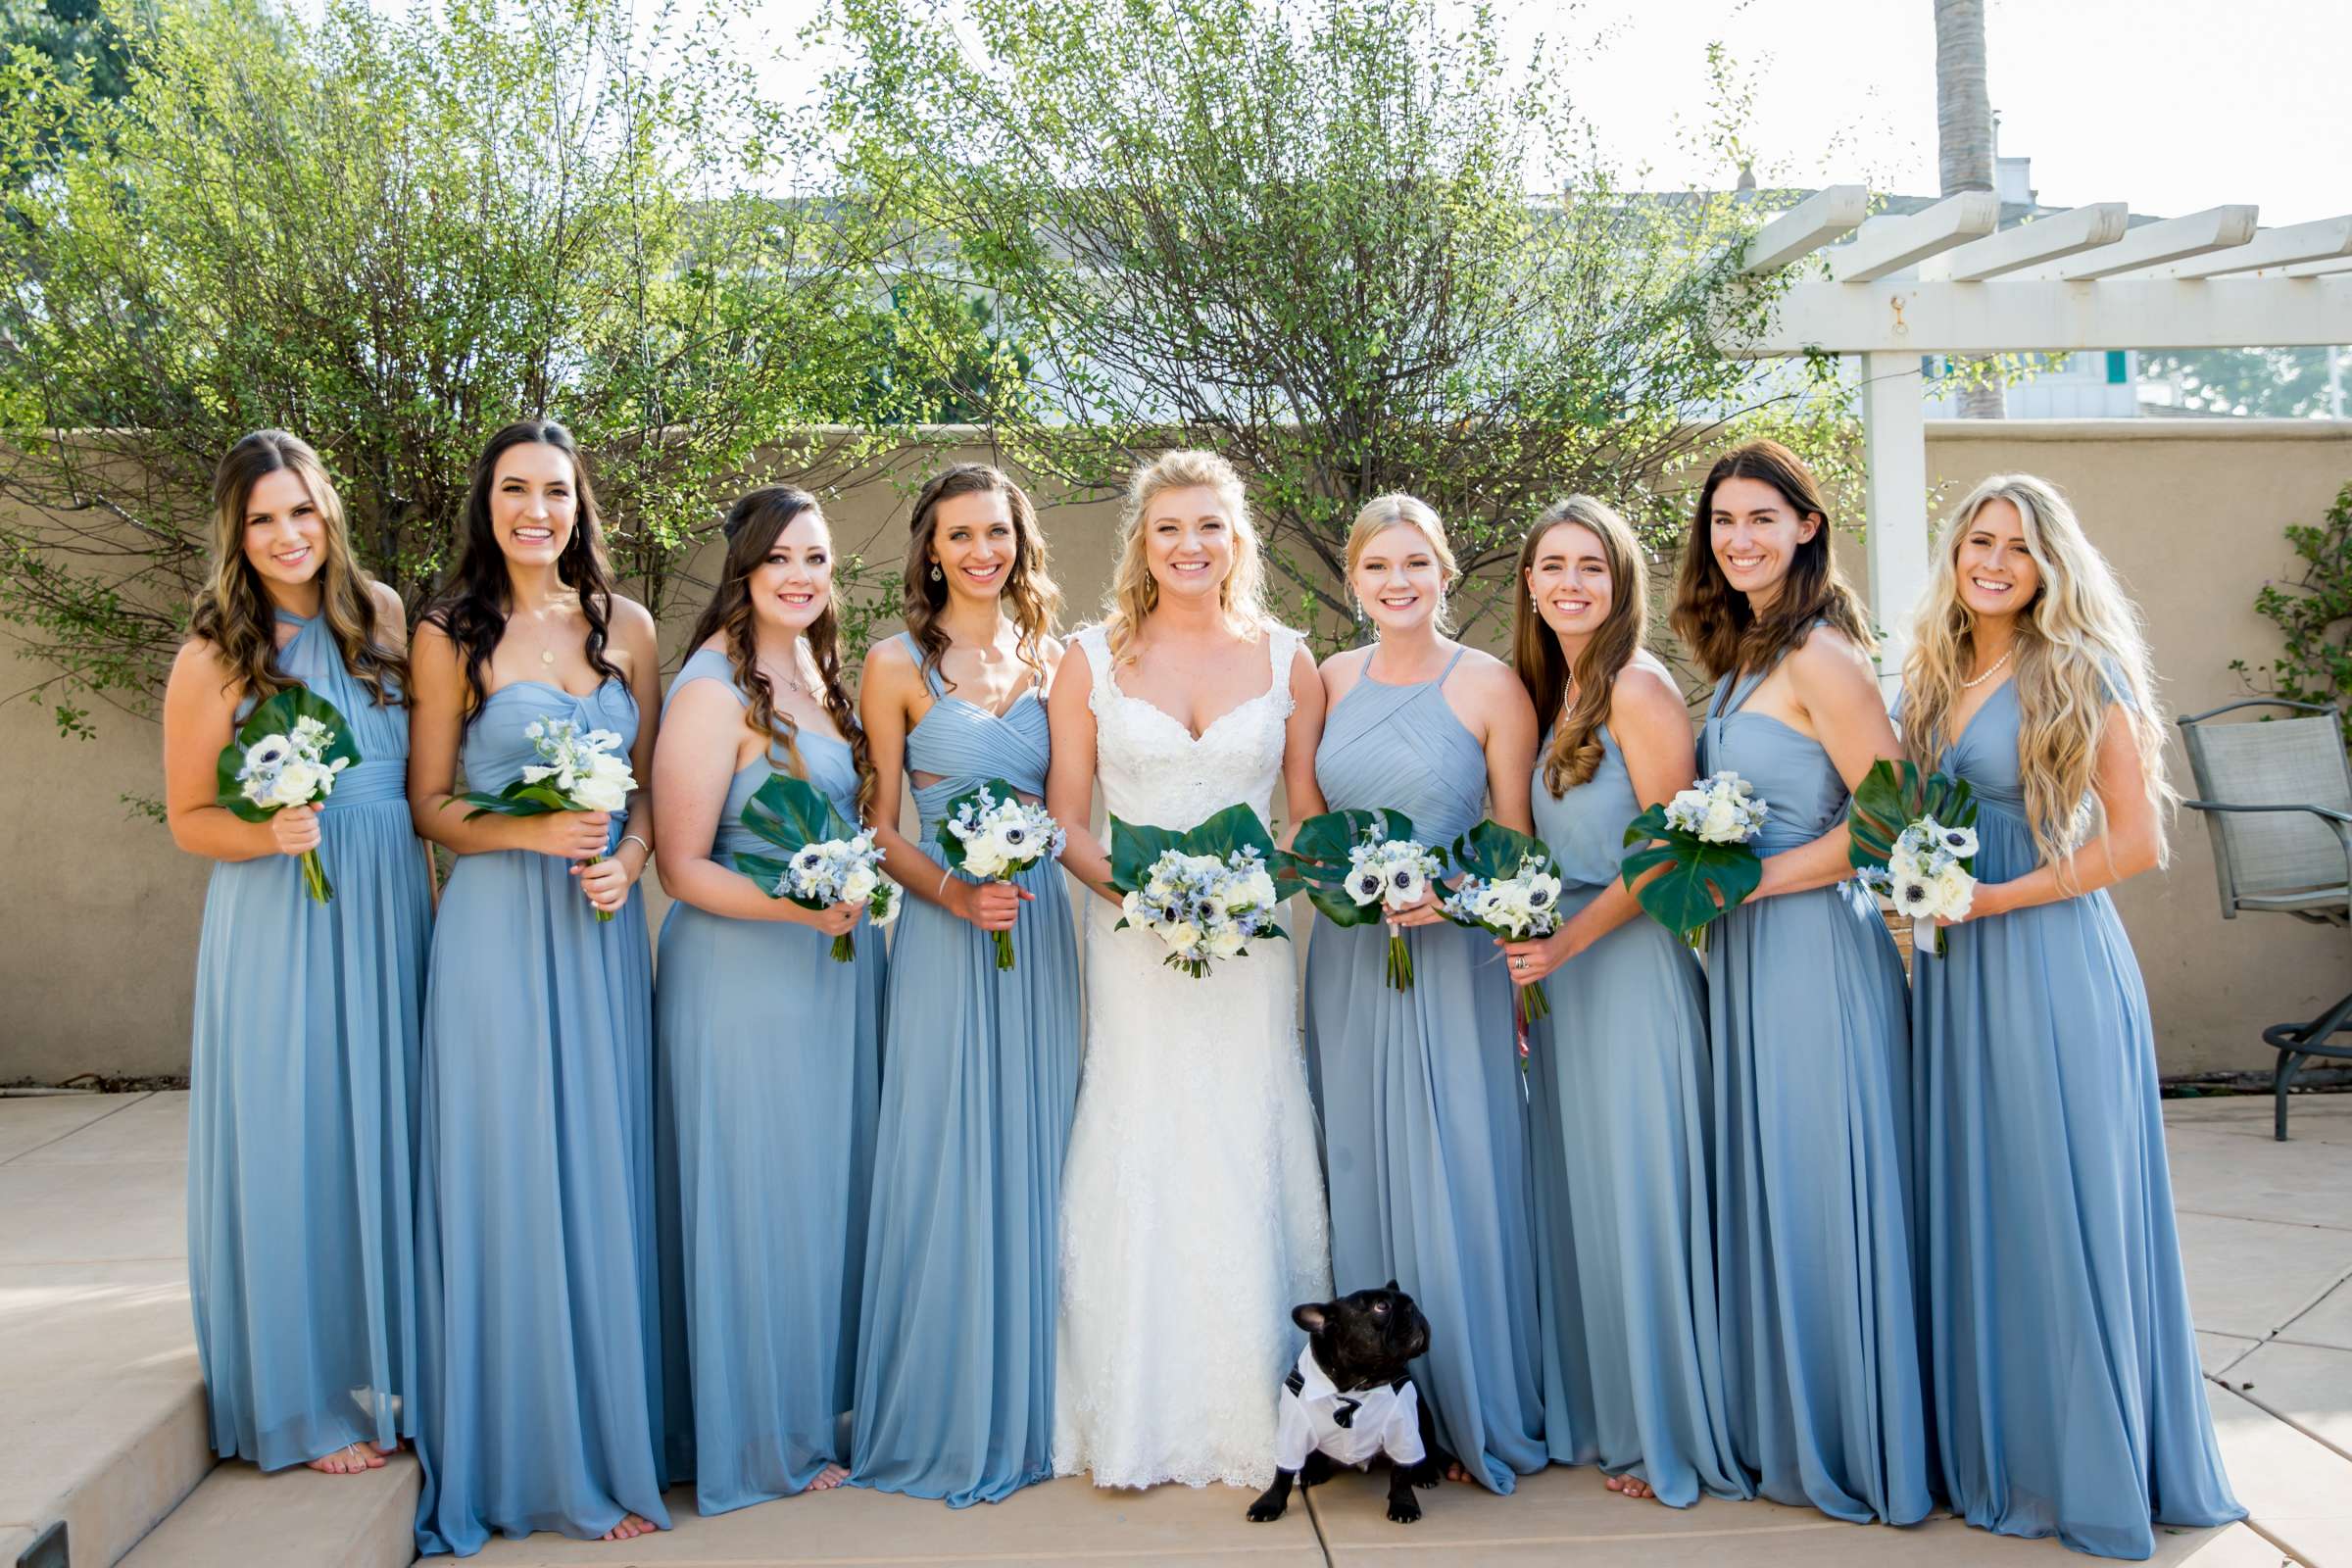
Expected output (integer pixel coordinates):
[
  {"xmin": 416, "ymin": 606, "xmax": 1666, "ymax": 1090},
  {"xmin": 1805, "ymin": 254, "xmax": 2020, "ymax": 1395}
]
[{"xmin": 1045, "ymin": 450, "xmax": 1333, "ymax": 1490}]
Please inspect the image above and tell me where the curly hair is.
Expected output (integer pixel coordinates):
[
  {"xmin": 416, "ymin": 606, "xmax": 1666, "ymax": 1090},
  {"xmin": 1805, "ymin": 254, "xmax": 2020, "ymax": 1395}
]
[
  {"xmin": 1513, "ymin": 496, "xmax": 1649, "ymax": 797},
  {"xmin": 901, "ymin": 464, "xmax": 1061, "ymax": 688},
  {"xmin": 685, "ymin": 487, "xmax": 877, "ymax": 821}
]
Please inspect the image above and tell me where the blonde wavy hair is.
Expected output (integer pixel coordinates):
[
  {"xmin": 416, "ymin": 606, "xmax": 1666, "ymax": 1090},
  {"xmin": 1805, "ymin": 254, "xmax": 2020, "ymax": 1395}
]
[
  {"xmin": 1901, "ymin": 472, "xmax": 2175, "ymax": 877},
  {"xmin": 1346, "ymin": 494, "xmax": 1458, "ymax": 633},
  {"xmin": 1102, "ymin": 449, "xmax": 1269, "ymax": 662}
]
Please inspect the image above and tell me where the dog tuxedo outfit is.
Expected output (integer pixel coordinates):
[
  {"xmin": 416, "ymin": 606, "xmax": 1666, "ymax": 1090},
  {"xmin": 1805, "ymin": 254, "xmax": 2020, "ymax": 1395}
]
[{"xmin": 1273, "ymin": 1345, "xmax": 1427, "ymax": 1472}]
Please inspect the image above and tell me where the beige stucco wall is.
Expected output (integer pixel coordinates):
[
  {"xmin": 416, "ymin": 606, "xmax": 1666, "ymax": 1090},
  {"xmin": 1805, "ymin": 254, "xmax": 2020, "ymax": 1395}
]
[{"xmin": 1, "ymin": 423, "xmax": 2344, "ymax": 1081}]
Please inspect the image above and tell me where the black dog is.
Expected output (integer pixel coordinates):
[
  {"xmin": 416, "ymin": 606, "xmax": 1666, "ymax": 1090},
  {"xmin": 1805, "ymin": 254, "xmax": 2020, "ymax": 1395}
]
[{"xmin": 1246, "ymin": 1282, "xmax": 1444, "ymax": 1525}]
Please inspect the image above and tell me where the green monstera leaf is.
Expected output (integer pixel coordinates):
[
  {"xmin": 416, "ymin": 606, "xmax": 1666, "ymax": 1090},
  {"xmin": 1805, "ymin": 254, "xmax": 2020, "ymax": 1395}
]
[
  {"xmin": 1847, "ymin": 759, "xmax": 1979, "ymax": 873},
  {"xmin": 732, "ymin": 770, "xmax": 858, "ymax": 905},
  {"xmin": 1620, "ymin": 805, "xmax": 1765, "ymax": 941},
  {"xmin": 215, "ymin": 685, "xmax": 364, "ymax": 824},
  {"xmin": 1276, "ymin": 807, "xmax": 1416, "ymax": 928}
]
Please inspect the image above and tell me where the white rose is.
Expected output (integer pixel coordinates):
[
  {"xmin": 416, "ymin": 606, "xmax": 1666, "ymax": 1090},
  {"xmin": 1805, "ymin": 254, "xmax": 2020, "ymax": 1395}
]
[
  {"xmin": 1207, "ymin": 924, "xmax": 1248, "ymax": 957},
  {"xmin": 1701, "ymin": 797, "xmax": 1741, "ymax": 842},
  {"xmin": 1120, "ymin": 890, "xmax": 1145, "ymax": 925},
  {"xmin": 1162, "ymin": 920, "xmax": 1201, "ymax": 955},
  {"xmin": 1931, "ymin": 864, "xmax": 1975, "ymax": 920},
  {"xmin": 572, "ymin": 777, "xmax": 629, "ymax": 813},
  {"xmin": 840, "ymin": 865, "xmax": 879, "ymax": 906}
]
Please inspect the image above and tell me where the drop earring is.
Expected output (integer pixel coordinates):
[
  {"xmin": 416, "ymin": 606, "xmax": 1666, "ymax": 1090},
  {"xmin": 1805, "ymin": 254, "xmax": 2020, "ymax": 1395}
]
[{"xmin": 929, "ymin": 563, "xmax": 943, "ymax": 583}]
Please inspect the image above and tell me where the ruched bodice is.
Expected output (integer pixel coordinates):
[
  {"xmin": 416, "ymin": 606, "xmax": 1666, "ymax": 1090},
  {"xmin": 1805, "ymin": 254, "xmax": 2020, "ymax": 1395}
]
[
  {"xmin": 1699, "ymin": 667, "xmax": 1849, "ymax": 855},
  {"xmin": 663, "ymin": 648, "xmax": 860, "ymax": 861},
  {"xmin": 246, "ymin": 612, "xmax": 411, "ymax": 809},
  {"xmin": 465, "ymin": 673, "xmax": 639, "ymax": 806},
  {"xmin": 1314, "ymin": 648, "xmax": 1486, "ymax": 847},
  {"xmin": 898, "ymin": 633, "xmax": 1051, "ymax": 844},
  {"xmin": 1533, "ymin": 725, "xmax": 1642, "ymax": 893}
]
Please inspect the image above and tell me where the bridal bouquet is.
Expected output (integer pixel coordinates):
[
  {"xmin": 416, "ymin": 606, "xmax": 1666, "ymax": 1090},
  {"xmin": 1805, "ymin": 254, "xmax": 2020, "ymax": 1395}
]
[
  {"xmin": 1619, "ymin": 770, "xmax": 1769, "ymax": 949},
  {"xmin": 1109, "ymin": 804, "xmax": 1294, "ymax": 978},
  {"xmin": 1439, "ymin": 819, "xmax": 1565, "ymax": 1023},
  {"xmin": 1277, "ymin": 808, "xmax": 1442, "ymax": 991},
  {"xmin": 938, "ymin": 779, "xmax": 1066, "ymax": 970},
  {"xmin": 735, "ymin": 772, "xmax": 902, "ymax": 960},
  {"xmin": 1848, "ymin": 759, "xmax": 1981, "ymax": 956},
  {"xmin": 217, "ymin": 686, "xmax": 359, "ymax": 904},
  {"xmin": 460, "ymin": 717, "xmax": 637, "ymax": 921}
]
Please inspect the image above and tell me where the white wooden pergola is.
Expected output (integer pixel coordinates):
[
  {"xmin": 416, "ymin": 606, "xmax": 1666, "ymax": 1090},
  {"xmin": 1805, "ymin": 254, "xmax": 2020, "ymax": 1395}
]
[{"xmin": 1724, "ymin": 186, "xmax": 2352, "ymax": 682}]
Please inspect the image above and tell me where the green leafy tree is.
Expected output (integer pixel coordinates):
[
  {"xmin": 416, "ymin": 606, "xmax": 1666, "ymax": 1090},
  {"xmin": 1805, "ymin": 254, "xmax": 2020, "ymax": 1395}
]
[
  {"xmin": 2141, "ymin": 347, "xmax": 2346, "ymax": 419},
  {"xmin": 2232, "ymin": 482, "xmax": 2352, "ymax": 745},
  {"xmin": 826, "ymin": 0, "xmax": 1804, "ymax": 643},
  {"xmin": 0, "ymin": 0, "xmax": 893, "ymax": 740}
]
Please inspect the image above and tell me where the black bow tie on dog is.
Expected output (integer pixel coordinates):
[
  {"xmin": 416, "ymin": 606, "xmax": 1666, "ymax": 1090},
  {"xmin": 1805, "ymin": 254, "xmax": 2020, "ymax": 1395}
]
[{"xmin": 1330, "ymin": 1396, "xmax": 1360, "ymax": 1429}]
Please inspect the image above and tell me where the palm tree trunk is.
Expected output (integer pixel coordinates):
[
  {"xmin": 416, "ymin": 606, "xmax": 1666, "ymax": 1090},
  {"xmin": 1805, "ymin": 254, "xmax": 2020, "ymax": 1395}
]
[{"xmin": 1935, "ymin": 0, "xmax": 2005, "ymax": 417}]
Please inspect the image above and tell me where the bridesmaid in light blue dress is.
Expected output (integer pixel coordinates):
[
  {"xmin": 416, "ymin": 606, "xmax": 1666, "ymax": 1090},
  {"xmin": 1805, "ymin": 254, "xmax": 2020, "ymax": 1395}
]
[
  {"xmin": 408, "ymin": 421, "xmax": 669, "ymax": 1555},
  {"xmin": 1900, "ymin": 475, "xmax": 2241, "ymax": 1558},
  {"xmin": 1497, "ymin": 497, "xmax": 1749, "ymax": 1509},
  {"xmin": 1301, "ymin": 495, "xmax": 1545, "ymax": 1494},
  {"xmin": 653, "ymin": 488, "xmax": 886, "ymax": 1514},
  {"xmin": 849, "ymin": 466, "xmax": 1080, "ymax": 1506},
  {"xmin": 1666, "ymin": 441, "xmax": 1931, "ymax": 1525},
  {"xmin": 164, "ymin": 430, "xmax": 426, "ymax": 1477}
]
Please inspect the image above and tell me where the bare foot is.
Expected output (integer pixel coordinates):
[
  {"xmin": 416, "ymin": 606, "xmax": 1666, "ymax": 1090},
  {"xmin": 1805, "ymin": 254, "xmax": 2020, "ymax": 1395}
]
[
  {"xmin": 1605, "ymin": 1473, "xmax": 1656, "ymax": 1500},
  {"xmin": 806, "ymin": 1463, "xmax": 850, "ymax": 1493},
  {"xmin": 304, "ymin": 1444, "xmax": 376, "ymax": 1475},
  {"xmin": 600, "ymin": 1513, "xmax": 658, "ymax": 1542},
  {"xmin": 1445, "ymin": 1461, "xmax": 1475, "ymax": 1485}
]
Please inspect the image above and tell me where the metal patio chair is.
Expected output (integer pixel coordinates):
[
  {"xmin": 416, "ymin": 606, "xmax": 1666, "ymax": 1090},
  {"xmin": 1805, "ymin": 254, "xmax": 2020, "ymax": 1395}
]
[{"xmin": 2178, "ymin": 699, "xmax": 2352, "ymax": 1141}]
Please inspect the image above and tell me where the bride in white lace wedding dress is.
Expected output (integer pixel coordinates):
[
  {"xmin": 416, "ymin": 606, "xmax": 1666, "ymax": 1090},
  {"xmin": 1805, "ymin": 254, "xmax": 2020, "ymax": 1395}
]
[{"xmin": 1044, "ymin": 452, "xmax": 1332, "ymax": 1490}]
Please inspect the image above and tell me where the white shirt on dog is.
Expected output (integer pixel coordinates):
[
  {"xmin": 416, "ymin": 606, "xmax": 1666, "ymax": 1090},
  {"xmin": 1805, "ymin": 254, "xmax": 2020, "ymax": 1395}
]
[{"xmin": 1273, "ymin": 1345, "xmax": 1426, "ymax": 1473}]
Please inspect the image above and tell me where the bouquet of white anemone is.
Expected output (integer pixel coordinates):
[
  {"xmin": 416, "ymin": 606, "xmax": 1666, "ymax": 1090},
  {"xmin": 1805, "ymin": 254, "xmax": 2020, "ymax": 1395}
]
[
  {"xmin": 1108, "ymin": 804, "xmax": 1293, "ymax": 979},
  {"xmin": 1847, "ymin": 759, "xmax": 1983, "ymax": 958},
  {"xmin": 937, "ymin": 779, "xmax": 1066, "ymax": 970},
  {"xmin": 1439, "ymin": 819, "xmax": 1565, "ymax": 1023},
  {"xmin": 1275, "ymin": 808, "xmax": 1442, "ymax": 990},
  {"xmin": 459, "ymin": 717, "xmax": 639, "ymax": 921},
  {"xmin": 1619, "ymin": 770, "xmax": 1770, "ymax": 949},
  {"xmin": 735, "ymin": 772, "xmax": 902, "ymax": 960},
  {"xmin": 216, "ymin": 686, "xmax": 360, "ymax": 904}
]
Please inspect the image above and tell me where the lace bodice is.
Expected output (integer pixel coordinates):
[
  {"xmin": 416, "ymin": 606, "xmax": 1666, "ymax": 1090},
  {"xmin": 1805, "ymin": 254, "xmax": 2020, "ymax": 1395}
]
[{"xmin": 1075, "ymin": 621, "xmax": 1299, "ymax": 833}]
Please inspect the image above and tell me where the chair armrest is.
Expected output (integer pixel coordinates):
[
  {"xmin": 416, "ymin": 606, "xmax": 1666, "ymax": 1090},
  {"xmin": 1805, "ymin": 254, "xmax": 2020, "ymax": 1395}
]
[
  {"xmin": 2179, "ymin": 698, "xmax": 2341, "ymax": 726},
  {"xmin": 2182, "ymin": 801, "xmax": 2352, "ymax": 890}
]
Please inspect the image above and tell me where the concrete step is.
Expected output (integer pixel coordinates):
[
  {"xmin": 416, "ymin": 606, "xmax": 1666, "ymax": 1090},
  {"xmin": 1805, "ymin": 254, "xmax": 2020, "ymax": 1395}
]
[
  {"xmin": 117, "ymin": 1453, "xmax": 419, "ymax": 1568},
  {"xmin": 0, "ymin": 1093, "xmax": 218, "ymax": 1568}
]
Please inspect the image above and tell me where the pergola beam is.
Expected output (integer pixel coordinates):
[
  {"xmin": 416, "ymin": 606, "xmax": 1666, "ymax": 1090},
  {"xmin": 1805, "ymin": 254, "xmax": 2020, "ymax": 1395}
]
[
  {"xmin": 2121, "ymin": 215, "xmax": 2352, "ymax": 279},
  {"xmin": 1725, "ymin": 275, "xmax": 2352, "ymax": 356},
  {"xmin": 1921, "ymin": 202, "xmax": 2130, "ymax": 281},
  {"xmin": 1827, "ymin": 191, "xmax": 2002, "ymax": 282},
  {"xmin": 2013, "ymin": 204, "xmax": 2260, "ymax": 280},
  {"xmin": 1738, "ymin": 184, "xmax": 1871, "ymax": 275}
]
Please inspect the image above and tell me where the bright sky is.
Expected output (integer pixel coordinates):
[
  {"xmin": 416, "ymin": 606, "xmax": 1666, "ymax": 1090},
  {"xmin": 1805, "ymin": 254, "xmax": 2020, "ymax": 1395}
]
[{"xmin": 733, "ymin": 0, "xmax": 2352, "ymax": 225}]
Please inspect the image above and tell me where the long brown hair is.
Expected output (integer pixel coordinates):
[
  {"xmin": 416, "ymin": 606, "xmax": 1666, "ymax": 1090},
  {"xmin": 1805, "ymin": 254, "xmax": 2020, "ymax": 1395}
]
[
  {"xmin": 1668, "ymin": 439, "xmax": 1872, "ymax": 680},
  {"xmin": 1514, "ymin": 497, "xmax": 1648, "ymax": 796},
  {"xmin": 686, "ymin": 487, "xmax": 877, "ymax": 820},
  {"xmin": 901, "ymin": 464, "xmax": 1061, "ymax": 689},
  {"xmin": 188, "ymin": 429, "xmax": 406, "ymax": 708},
  {"xmin": 421, "ymin": 420, "xmax": 623, "ymax": 724}
]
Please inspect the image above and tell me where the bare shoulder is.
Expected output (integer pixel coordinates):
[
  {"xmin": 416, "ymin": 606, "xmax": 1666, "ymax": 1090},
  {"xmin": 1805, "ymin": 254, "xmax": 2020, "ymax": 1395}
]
[
  {"xmin": 1791, "ymin": 620, "xmax": 1875, "ymax": 675},
  {"xmin": 1450, "ymin": 644, "xmax": 1520, "ymax": 692},
  {"xmin": 1610, "ymin": 658, "xmax": 1693, "ymax": 734},
  {"xmin": 170, "ymin": 634, "xmax": 235, "ymax": 692},
  {"xmin": 365, "ymin": 579, "xmax": 408, "ymax": 649},
  {"xmin": 609, "ymin": 593, "xmax": 658, "ymax": 642},
  {"xmin": 863, "ymin": 630, "xmax": 916, "ymax": 684}
]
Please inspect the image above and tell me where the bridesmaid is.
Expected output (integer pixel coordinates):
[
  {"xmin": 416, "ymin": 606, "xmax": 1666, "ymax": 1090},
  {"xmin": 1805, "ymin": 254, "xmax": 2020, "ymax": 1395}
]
[
  {"xmin": 1301, "ymin": 494, "xmax": 1545, "ymax": 1494},
  {"xmin": 409, "ymin": 420, "xmax": 667, "ymax": 1554},
  {"xmin": 1496, "ymin": 497, "xmax": 1750, "ymax": 1508},
  {"xmin": 849, "ymin": 465, "xmax": 1079, "ymax": 1505},
  {"xmin": 163, "ymin": 430, "xmax": 425, "ymax": 1477},
  {"xmin": 653, "ymin": 487, "xmax": 885, "ymax": 1513},
  {"xmin": 1667, "ymin": 439, "xmax": 1931, "ymax": 1526},
  {"xmin": 1901, "ymin": 475, "xmax": 2243, "ymax": 1558}
]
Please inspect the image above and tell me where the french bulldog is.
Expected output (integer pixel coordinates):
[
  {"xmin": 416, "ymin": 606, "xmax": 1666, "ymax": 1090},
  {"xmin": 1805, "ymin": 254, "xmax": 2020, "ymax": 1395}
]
[{"xmin": 1246, "ymin": 1281, "xmax": 1444, "ymax": 1525}]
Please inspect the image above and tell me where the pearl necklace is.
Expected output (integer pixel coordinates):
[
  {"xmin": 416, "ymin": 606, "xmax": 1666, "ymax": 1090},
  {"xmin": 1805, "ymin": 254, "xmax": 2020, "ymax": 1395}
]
[{"xmin": 1961, "ymin": 645, "xmax": 2014, "ymax": 689}]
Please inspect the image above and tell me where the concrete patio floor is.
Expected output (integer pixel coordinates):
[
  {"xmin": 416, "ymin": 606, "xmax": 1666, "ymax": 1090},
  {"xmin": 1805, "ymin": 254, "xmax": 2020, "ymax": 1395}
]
[{"xmin": 2, "ymin": 1090, "xmax": 2347, "ymax": 1567}]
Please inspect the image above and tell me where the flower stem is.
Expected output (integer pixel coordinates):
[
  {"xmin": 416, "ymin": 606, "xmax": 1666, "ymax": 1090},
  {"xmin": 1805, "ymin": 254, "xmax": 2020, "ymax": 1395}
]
[
  {"xmin": 831, "ymin": 931, "xmax": 857, "ymax": 962},
  {"xmin": 994, "ymin": 928, "xmax": 1016, "ymax": 971},
  {"xmin": 1386, "ymin": 931, "xmax": 1413, "ymax": 991},
  {"xmin": 586, "ymin": 851, "xmax": 615, "ymax": 922},
  {"xmin": 1517, "ymin": 980, "xmax": 1550, "ymax": 1024},
  {"xmin": 299, "ymin": 848, "xmax": 332, "ymax": 905}
]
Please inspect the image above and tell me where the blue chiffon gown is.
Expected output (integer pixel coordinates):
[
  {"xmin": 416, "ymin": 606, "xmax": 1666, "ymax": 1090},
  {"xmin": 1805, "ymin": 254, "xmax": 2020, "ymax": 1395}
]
[
  {"xmin": 1700, "ymin": 653, "xmax": 1932, "ymax": 1526},
  {"xmin": 1300, "ymin": 648, "xmax": 1546, "ymax": 1494},
  {"xmin": 1911, "ymin": 677, "xmax": 2243, "ymax": 1558},
  {"xmin": 656, "ymin": 648, "xmax": 885, "ymax": 1514},
  {"xmin": 187, "ymin": 610, "xmax": 429, "ymax": 1469},
  {"xmin": 849, "ymin": 635, "xmax": 1080, "ymax": 1505},
  {"xmin": 1526, "ymin": 724, "xmax": 1750, "ymax": 1506},
  {"xmin": 413, "ymin": 674, "xmax": 667, "ymax": 1556}
]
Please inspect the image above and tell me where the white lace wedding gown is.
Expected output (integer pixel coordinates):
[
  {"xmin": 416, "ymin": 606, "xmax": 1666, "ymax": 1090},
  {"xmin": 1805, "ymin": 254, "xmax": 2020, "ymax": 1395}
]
[{"xmin": 1054, "ymin": 622, "xmax": 1333, "ymax": 1490}]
